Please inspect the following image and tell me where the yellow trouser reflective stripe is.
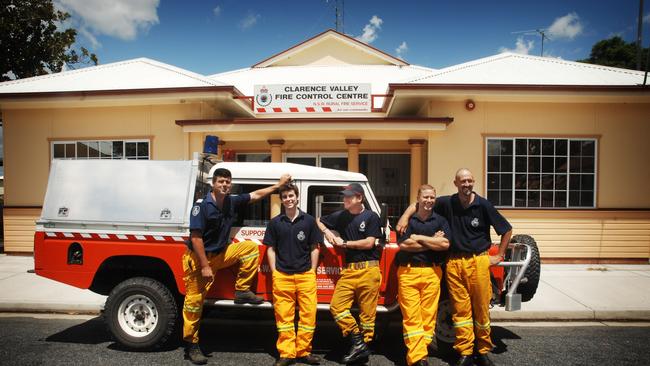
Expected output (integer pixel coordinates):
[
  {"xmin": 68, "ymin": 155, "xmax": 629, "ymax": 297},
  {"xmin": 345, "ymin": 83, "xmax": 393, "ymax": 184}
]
[
  {"xmin": 182, "ymin": 241, "xmax": 260, "ymax": 344},
  {"xmin": 330, "ymin": 266, "xmax": 382, "ymax": 344},
  {"xmin": 333, "ymin": 310, "xmax": 352, "ymax": 322},
  {"xmin": 272, "ymin": 269, "xmax": 317, "ymax": 359},
  {"xmin": 453, "ymin": 320, "xmax": 474, "ymax": 328},
  {"xmin": 403, "ymin": 329, "xmax": 426, "ymax": 339},
  {"xmin": 446, "ymin": 253, "xmax": 494, "ymax": 356}
]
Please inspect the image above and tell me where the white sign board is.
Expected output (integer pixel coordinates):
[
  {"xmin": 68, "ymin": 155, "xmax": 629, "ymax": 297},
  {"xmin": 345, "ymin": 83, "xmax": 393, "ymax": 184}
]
[{"xmin": 254, "ymin": 83, "xmax": 371, "ymax": 113}]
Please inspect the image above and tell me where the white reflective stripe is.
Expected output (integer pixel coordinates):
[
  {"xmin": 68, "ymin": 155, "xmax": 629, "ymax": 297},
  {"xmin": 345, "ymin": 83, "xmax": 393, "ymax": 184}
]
[
  {"xmin": 172, "ymin": 236, "xmax": 184, "ymax": 242},
  {"xmin": 153, "ymin": 236, "xmax": 165, "ymax": 241},
  {"xmin": 116, "ymin": 234, "xmax": 128, "ymax": 240},
  {"xmin": 98, "ymin": 233, "xmax": 110, "ymax": 239},
  {"xmin": 63, "ymin": 232, "xmax": 74, "ymax": 238},
  {"xmin": 135, "ymin": 235, "xmax": 146, "ymax": 240},
  {"xmin": 80, "ymin": 233, "xmax": 92, "ymax": 238},
  {"xmin": 46, "ymin": 232, "xmax": 57, "ymax": 237}
]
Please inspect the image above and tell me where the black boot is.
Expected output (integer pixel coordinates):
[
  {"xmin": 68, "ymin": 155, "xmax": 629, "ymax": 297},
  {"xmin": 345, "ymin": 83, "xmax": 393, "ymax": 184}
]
[
  {"xmin": 296, "ymin": 354, "xmax": 321, "ymax": 365},
  {"xmin": 234, "ymin": 290, "xmax": 264, "ymax": 304},
  {"xmin": 273, "ymin": 358, "xmax": 295, "ymax": 366},
  {"xmin": 184, "ymin": 343, "xmax": 208, "ymax": 365},
  {"xmin": 454, "ymin": 355, "xmax": 474, "ymax": 366},
  {"xmin": 342, "ymin": 332, "xmax": 371, "ymax": 364},
  {"xmin": 474, "ymin": 353, "xmax": 495, "ymax": 366}
]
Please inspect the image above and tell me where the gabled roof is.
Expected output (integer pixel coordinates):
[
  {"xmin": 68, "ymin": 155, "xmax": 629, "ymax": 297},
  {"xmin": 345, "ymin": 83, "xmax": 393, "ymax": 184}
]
[
  {"xmin": 252, "ymin": 29, "xmax": 408, "ymax": 68},
  {"xmin": 407, "ymin": 52, "xmax": 647, "ymax": 86},
  {"xmin": 210, "ymin": 64, "xmax": 435, "ymax": 96},
  {"xmin": 0, "ymin": 58, "xmax": 225, "ymax": 94}
]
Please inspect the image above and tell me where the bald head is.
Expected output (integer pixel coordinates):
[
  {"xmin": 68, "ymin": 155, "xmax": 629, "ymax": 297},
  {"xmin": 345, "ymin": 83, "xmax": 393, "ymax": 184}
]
[
  {"xmin": 455, "ymin": 168, "xmax": 474, "ymax": 181},
  {"xmin": 454, "ymin": 168, "xmax": 475, "ymax": 198}
]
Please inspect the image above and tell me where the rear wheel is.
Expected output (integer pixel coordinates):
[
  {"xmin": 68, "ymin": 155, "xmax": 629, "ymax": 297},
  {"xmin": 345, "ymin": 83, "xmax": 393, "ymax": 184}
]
[
  {"xmin": 509, "ymin": 234, "xmax": 541, "ymax": 302},
  {"xmin": 103, "ymin": 277, "xmax": 179, "ymax": 349}
]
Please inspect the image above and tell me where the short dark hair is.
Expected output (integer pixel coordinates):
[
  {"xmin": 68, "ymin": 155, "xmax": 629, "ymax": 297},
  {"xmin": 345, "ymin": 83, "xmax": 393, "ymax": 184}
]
[
  {"xmin": 278, "ymin": 183, "xmax": 299, "ymax": 197},
  {"xmin": 212, "ymin": 168, "xmax": 232, "ymax": 181}
]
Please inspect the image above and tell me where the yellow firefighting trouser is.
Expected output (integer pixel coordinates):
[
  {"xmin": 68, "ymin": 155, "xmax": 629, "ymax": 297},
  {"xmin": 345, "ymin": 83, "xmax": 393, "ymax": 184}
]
[
  {"xmin": 330, "ymin": 262, "xmax": 382, "ymax": 344},
  {"xmin": 398, "ymin": 264, "xmax": 443, "ymax": 365},
  {"xmin": 182, "ymin": 240, "xmax": 260, "ymax": 343},
  {"xmin": 445, "ymin": 252, "xmax": 494, "ymax": 356},
  {"xmin": 272, "ymin": 269, "xmax": 318, "ymax": 359}
]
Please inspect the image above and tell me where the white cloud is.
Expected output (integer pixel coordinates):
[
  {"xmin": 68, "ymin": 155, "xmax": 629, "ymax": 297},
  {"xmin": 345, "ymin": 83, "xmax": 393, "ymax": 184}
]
[
  {"xmin": 239, "ymin": 13, "xmax": 260, "ymax": 29},
  {"xmin": 55, "ymin": 0, "xmax": 159, "ymax": 45},
  {"xmin": 213, "ymin": 5, "xmax": 221, "ymax": 17},
  {"xmin": 395, "ymin": 41, "xmax": 408, "ymax": 58},
  {"xmin": 499, "ymin": 36, "xmax": 535, "ymax": 55},
  {"xmin": 547, "ymin": 12, "xmax": 583, "ymax": 39},
  {"xmin": 356, "ymin": 15, "xmax": 383, "ymax": 44}
]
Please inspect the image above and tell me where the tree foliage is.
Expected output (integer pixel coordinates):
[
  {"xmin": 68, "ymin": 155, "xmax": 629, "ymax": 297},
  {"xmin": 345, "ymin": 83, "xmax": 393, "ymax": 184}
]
[
  {"xmin": 577, "ymin": 36, "xmax": 648, "ymax": 70},
  {"xmin": 0, "ymin": 0, "xmax": 98, "ymax": 81}
]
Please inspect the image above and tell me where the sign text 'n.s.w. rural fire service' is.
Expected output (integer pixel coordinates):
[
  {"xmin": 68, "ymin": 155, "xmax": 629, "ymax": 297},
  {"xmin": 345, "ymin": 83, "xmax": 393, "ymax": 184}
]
[{"xmin": 254, "ymin": 83, "xmax": 371, "ymax": 113}]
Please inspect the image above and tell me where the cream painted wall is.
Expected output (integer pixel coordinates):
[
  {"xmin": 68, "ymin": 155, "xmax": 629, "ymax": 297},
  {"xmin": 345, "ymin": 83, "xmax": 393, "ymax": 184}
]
[
  {"xmin": 426, "ymin": 100, "xmax": 650, "ymax": 209},
  {"xmin": 3, "ymin": 103, "xmax": 204, "ymax": 206},
  {"xmin": 272, "ymin": 37, "xmax": 393, "ymax": 66}
]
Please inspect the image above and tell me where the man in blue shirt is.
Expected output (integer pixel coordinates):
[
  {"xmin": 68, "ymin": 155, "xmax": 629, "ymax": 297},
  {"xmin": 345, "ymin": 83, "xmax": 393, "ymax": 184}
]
[
  {"xmin": 317, "ymin": 182, "xmax": 383, "ymax": 365},
  {"xmin": 264, "ymin": 183, "xmax": 322, "ymax": 366},
  {"xmin": 182, "ymin": 167, "xmax": 291, "ymax": 365},
  {"xmin": 397, "ymin": 184, "xmax": 450, "ymax": 366},
  {"xmin": 397, "ymin": 169, "xmax": 512, "ymax": 366}
]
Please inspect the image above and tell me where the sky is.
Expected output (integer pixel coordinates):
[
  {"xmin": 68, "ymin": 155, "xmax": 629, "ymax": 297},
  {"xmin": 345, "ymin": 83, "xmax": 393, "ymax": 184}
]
[{"xmin": 47, "ymin": 0, "xmax": 650, "ymax": 75}]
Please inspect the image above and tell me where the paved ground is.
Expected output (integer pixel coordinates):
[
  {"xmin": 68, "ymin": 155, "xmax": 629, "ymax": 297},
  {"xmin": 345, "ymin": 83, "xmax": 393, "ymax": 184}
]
[
  {"xmin": 1, "ymin": 254, "xmax": 650, "ymax": 321},
  {"xmin": 0, "ymin": 313, "xmax": 649, "ymax": 366}
]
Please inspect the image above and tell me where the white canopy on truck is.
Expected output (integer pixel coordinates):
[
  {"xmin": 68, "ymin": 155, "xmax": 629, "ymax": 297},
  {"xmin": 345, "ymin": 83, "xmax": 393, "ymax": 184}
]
[{"xmin": 37, "ymin": 159, "xmax": 198, "ymax": 234}]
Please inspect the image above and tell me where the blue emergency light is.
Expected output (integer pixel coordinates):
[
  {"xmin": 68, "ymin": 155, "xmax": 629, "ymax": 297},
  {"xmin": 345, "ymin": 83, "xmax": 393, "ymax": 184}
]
[{"xmin": 203, "ymin": 135, "xmax": 219, "ymax": 154}]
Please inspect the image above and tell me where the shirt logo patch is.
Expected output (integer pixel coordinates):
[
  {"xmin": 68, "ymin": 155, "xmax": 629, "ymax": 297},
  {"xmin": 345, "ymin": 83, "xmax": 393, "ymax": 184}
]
[
  {"xmin": 192, "ymin": 206, "xmax": 200, "ymax": 217},
  {"xmin": 359, "ymin": 221, "xmax": 366, "ymax": 232},
  {"xmin": 297, "ymin": 231, "xmax": 306, "ymax": 241},
  {"xmin": 471, "ymin": 217, "xmax": 480, "ymax": 227}
]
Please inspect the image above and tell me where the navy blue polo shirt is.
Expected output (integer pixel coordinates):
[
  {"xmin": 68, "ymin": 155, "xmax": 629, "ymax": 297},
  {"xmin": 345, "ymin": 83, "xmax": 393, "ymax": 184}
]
[
  {"xmin": 434, "ymin": 193, "xmax": 512, "ymax": 254},
  {"xmin": 320, "ymin": 208, "xmax": 383, "ymax": 264},
  {"xmin": 262, "ymin": 210, "xmax": 323, "ymax": 274},
  {"xmin": 397, "ymin": 212, "xmax": 451, "ymax": 265},
  {"xmin": 188, "ymin": 191, "xmax": 251, "ymax": 254}
]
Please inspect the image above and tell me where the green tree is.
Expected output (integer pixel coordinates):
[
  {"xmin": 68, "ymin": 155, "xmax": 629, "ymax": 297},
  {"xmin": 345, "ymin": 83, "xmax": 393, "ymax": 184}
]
[
  {"xmin": 577, "ymin": 36, "xmax": 648, "ymax": 70},
  {"xmin": 0, "ymin": 0, "xmax": 98, "ymax": 81}
]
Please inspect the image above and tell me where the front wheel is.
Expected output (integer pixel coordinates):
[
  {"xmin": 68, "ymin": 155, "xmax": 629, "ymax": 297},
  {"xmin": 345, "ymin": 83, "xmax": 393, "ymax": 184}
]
[{"xmin": 103, "ymin": 277, "xmax": 179, "ymax": 349}]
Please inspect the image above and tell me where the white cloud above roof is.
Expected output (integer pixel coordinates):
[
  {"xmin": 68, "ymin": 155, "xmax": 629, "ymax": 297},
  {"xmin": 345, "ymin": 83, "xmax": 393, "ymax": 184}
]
[
  {"xmin": 0, "ymin": 58, "xmax": 224, "ymax": 94},
  {"xmin": 55, "ymin": 0, "xmax": 160, "ymax": 43}
]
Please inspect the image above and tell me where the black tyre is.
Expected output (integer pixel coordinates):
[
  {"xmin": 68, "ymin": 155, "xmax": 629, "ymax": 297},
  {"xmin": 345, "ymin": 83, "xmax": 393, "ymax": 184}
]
[
  {"xmin": 435, "ymin": 298, "xmax": 455, "ymax": 344},
  {"xmin": 509, "ymin": 234, "xmax": 541, "ymax": 302},
  {"xmin": 103, "ymin": 277, "xmax": 179, "ymax": 349}
]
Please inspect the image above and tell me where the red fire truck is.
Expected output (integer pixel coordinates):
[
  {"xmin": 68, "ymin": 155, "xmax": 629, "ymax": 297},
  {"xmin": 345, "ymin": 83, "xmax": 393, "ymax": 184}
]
[{"xmin": 33, "ymin": 156, "xmax": 540, "ymax": 349}]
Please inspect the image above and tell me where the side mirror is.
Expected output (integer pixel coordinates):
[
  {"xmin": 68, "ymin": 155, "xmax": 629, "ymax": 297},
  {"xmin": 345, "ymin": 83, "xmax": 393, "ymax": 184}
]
[{"xmin": 380, "ymin": 202, "xmax": 388, "ymax": 226}]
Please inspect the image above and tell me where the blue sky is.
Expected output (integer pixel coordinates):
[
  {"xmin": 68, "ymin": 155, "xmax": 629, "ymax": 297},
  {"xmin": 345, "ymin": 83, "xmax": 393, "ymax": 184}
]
[{"xmin": 55, "ymin": 0, "xmax": 650, "ymax": 75}]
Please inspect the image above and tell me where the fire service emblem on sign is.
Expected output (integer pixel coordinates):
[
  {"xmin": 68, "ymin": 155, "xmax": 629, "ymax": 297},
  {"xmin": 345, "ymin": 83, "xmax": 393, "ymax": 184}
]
[{"xmin": 256, "ymin": 86, "xmax": 272, "ymax": 106}]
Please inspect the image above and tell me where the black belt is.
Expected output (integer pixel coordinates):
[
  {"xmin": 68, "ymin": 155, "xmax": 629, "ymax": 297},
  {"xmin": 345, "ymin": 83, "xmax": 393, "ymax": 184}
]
[{"xmin": 398, "ymin": 262, "xmax": 434, "ymax": 268}]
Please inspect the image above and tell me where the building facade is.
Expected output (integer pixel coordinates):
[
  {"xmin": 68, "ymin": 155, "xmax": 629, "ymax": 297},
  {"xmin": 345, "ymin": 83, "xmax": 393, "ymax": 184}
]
[{"xmin": 1, "ymin": 30, "xmax": 649, "ymax": 261}]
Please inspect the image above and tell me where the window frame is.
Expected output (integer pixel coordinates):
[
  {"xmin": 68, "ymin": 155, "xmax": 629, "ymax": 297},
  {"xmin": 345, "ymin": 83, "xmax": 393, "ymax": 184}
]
[
  {"xmin": 484, "ymin": 136, "xmax": 598, "ymax": 209},
  {"xmin": 50, "ymin": 139, "xmax": 151, "ymax": 160}
]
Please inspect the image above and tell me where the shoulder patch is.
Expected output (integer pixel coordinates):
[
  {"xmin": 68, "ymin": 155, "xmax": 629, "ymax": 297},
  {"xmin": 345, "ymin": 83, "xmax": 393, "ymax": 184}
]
[{"xmin": 192, "ymin": 206, "xmax": 201, "ymax": 217}]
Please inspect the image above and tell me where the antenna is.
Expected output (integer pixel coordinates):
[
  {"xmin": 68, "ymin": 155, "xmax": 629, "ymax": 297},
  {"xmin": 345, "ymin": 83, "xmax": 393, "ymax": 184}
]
[
  {"xmin": 511, "ymin": 29, "xmax": 552, "ymax": 57},
  {"xmin": 334, "ymin": 0, "xmax": 344, "ymax": 32}
]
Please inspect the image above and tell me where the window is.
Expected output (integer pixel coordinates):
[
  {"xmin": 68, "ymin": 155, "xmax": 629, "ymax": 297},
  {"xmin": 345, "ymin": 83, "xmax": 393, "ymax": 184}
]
[
  {"xmin": 486, "ymin": 138, "xmax": 596, "ymax": 208},
  {"xmin": 285, "ymin": 154, "xmax": 348, "ymax": 171},
  {"xmin": 230, "ymin": 184, "xmax": 272, "ymax": 226},
  {"xmin": 360, "ymin": 153, "xmax": 410, "ymax": 226},
  {"xmin": 236, "ymin": 153, "xmax": 271, "ymax": 162},
  {"xmin": 52, "ymin": 140, "xmax": 150, "ymax": 160}
]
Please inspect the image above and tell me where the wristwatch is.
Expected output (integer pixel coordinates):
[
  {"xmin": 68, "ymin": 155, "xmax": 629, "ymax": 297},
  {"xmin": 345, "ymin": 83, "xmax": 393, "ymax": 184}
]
[{"xmin": 342, "ymin": 241, "xmax": 347, "ymax": 248}]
